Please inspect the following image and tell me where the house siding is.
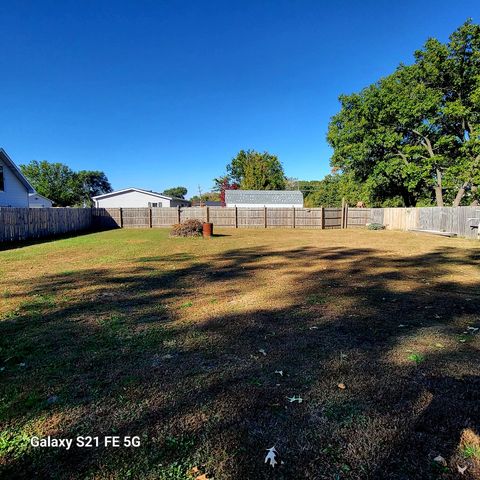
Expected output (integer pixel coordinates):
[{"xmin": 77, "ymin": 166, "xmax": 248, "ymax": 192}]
[
  {"xmin": 29, "ymin": 194, "xmax": 53, "ymax": 208},
  {"xmin": 0, "ymin": 157, "xmax": 29, "ymax": 207},
  {"xmin": 94, "ymin": 190, "xmax": 189, "ymax": 208}
]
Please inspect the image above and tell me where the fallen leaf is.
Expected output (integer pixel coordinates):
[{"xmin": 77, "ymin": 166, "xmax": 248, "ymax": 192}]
[
  {"xmin": 286, "ymin": 395, "xmax": 303, "ymax": 403},
  {"xmin": 433, "ymin": 455, "xmax": 446, "ymax": 466},
  {"xmin": 187, "ymin": 466, "xmax": 200, "ymax": 476},
  {"xmin": 196, "ymin": 475, "xmax": 210, "ymax": 480},
  {"xmin": 259, "ymin": 349, "xmax": 267, "ymax": 356},
  {"xmin": 275, "ymin": 370, "xmax": 283, "ymax": 376},
  {"xmin": 457, "ymin": 464, "xmax": 467, "ymax": 475},
  {"xmin": 265, "ymin": 446, "xmax": 278, "ymax": 468},
  {"xmin": 338, "ymin": 383, "xmax": 346, "ymax": 390}
]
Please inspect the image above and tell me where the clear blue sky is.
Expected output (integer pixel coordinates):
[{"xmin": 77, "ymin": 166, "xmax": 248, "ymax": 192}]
[{"xmin": 1, "ymin": 1, "xmax": 477, "ymax": 197}]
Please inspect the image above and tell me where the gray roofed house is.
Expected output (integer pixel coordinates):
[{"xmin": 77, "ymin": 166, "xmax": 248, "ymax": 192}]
[{"xmin": 225, "ymin": 190, "xmax": 303, "ymax": 208}]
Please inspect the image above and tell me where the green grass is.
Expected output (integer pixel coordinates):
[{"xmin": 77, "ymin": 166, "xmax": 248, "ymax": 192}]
[
  {"xmin": 407, "ymin": 353, "xmax": 425, "ymax": 364},
  {"xmin": 461, "ymin": 443, "xmax": 480, "ymax": 459}
]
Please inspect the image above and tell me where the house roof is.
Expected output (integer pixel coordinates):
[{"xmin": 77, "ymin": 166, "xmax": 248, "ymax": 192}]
[
  {"xmin": 225, "ymin": 190, "xmax": 303, "ymax": 205},
  {"xmin": 92, "ymin": 187, "xmax": 189, "ymax": 202},
  {"xmin": 0, "ymin": 149, "xmax": 35, "ymax": 193},
  {"xmin": 29, "ymin": 192, "xmax": 53, "ymax": 202}
]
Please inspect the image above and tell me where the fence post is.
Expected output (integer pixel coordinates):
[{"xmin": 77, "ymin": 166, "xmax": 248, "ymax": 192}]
[
  {"xmin": 149, "ymin": 208, "xmax": 153, "ymax": 228},
  {"xmin": 320, "ymin": 206, "xmax": 324, "ymax": 229},
  {"xmin": 235, "ymin": 206, "xmax": 238, "ymax": 228},
  {"xmin": 177, "ymin": 206, "xmax": 181, "ymax": 224},
  {"xmin": 264, "ymin": 206, "xmax": 267, "ymax": 228},
  {"xmin": 341, "ymin": 198, "xmax": 346, "ymax": 228},
  {"xmin": 206, "ymin": 206, "xmax": 210, "ymax": 223},
  {"xmin": 292, "ymin": 207, "xmax": 295, "ymax": 228},
  {"xmin": 119, "ymin": 208, "xmax": 123, "ymax": 228}
]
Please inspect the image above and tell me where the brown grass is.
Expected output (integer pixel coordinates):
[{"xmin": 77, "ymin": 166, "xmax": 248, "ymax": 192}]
[{"xmin": 0, "ymin": 227, "xmax": 479, "ymax": 479}]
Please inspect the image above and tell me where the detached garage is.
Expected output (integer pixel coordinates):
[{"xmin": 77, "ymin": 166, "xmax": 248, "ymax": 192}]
[{"xmin": 93, "ymin": 188, "xmax": 190, "ymax": 208}]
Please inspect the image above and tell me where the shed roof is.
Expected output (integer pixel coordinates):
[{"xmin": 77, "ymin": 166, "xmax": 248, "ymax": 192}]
[
  {"xmin": 0, "ymin": 149, "xmax": 35, "ymax": 193},
  {"xmin": 225, "ymin": 190, "xmax": 303, "ymax": 205}
]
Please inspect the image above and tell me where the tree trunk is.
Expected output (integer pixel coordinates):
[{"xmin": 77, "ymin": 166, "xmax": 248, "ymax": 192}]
[
  {"xmin": 453, "ymin": 182, "xmax": 469, "ymax": 207},
  {"xmin": 435, "ymin": 169, "xmax": 444, "ymax": 207}
]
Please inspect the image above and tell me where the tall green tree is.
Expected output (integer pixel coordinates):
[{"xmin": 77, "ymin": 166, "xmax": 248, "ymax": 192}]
[
  {"xmin": 21, "ymin": 161, "xmax": 112, "ymax": 207},
  {"xmin": 327, "ymin": 19, "xmax": 480, "ymax": 207},
  {"xmin": 226, "ymin": 150, "xmax": 286, "ymax": 190},
  {"xmin": 162, "ymin": 186, "xmax": 188, "ymax": 199},
  {"xmin": 75, "ymin": 170, "xmax": 113, "ymax": 207},
  {"xmin": 20, "ymin": 161, "xmax": 78, "ymax": 206}
]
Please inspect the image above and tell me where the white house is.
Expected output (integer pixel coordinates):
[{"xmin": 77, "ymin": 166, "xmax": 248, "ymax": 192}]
[
  {"xmin": 92, "ymin": 188, "xmax": 190, "ymax": 208},
  {"xmin": 29, "ymin": 192, "xmax": 53, "ymax": 208},
  {"xmin": 225, "ymin": 190, "xmax": 304, "ymax": 208},
  {"xmin": 0, "ymin": 149, "xmax": 35, "ymax": 207}
]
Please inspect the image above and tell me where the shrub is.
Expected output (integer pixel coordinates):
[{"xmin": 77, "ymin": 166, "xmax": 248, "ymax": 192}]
[
  {"xmin": 367, "ymin": 223, "xmax": 385, "ymax": 230},
  {"xmin": 170, "ymin": 219, "xmax": 203, "ymax": 237}
]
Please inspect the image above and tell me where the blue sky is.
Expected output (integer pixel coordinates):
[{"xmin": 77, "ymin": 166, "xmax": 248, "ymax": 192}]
[{"xmin": 1, "ymin": 1, "xmax": 477, "ymax": 197}]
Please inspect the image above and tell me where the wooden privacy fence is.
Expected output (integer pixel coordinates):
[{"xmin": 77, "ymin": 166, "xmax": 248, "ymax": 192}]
[
  {"xmin": 92, "ymin": 207, "xmax": 344, "ymax": 230},
  {"xmin": 0, "ymin": 208, "xmax": 92, "ymax": 242},
  {"xmin": 92, "ymin": 205, "xmax": 480, "ymax": 239},
  {"xmin": 1, "ymin": 206, "xmax": 479, "ymax": 243},
  {"xmin": 370, "ymin": 206, "xmax": 480, "ymax": 239}
]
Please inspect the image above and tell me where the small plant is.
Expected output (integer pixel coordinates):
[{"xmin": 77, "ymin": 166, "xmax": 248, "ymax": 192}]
[
  {"xmin": 462, "ymin": 443, "xmax": 480, "ymax": 459},
  {"xmin": 180, "ymin": 301, "xmax": 193, "ymax": 308},
  {"xmin": 367, "ymin": 223, "xmax": 385, "ymax": 230},
  {"xmin": 407, "ymin": 353, "xmax": 425, "ymax": 364},
  {"xmin": 307, "ymin": 294, "xmax": 327, "ymax": 305},
  {"xmin": 170, "ymin": 219, "xmax": 203, "ymax": 237}
]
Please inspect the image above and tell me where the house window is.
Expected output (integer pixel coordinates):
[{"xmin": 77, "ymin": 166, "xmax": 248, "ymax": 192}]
[
  {"xmin": 148, "ymin": 202, "xmax": 162, "ymax": 207},
  {"xmin": 0, "ymin": 166, "xmax": 4, "ymax": 191}
]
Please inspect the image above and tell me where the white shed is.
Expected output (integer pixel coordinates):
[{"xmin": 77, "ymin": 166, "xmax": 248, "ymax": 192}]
[
  {"xmin": 93, "ymin": 188, "xmax": 190, "ymax": 208},
  {"xmin": 225, "ymin": 190, "xmax": 303, "ymax": 208},
  {"xmin": 29, "ymin": 192, "xmax": 54, "ymax": 208}
]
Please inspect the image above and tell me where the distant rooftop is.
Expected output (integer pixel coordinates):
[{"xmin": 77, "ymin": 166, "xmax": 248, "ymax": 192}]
[{"xmin": 225, "ymin": 190, "xmax": 303, "ymax": 205}]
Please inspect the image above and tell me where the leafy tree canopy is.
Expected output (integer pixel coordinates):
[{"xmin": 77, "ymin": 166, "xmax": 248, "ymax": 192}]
[
  {"xmin": 162, "ymin": 186, "xmax": 188, "ymax": 199},
  {"xmin": 289, "ymin": 174, "xmax": 371, "ymax": 207},
  {"xmin": 75, "ymin": 170, "xmax": 113, "ymax": 207},
  {"xmin": 20, "ymin": 160, "xmax": 112, "ymax": 207},
  {"xmin": 224, "ymin": 149, "xmax": 287, "ymax": 190},
  {"xmin": 212, "ymin": 175, "xmax": 239, "ymax": 205},
  {"xmin": 189, "ymin": 192, "xmax": 220, "ymax": 203},
  {"xmin": 327, "ymin": 19, "xmax": 480, "ymax": 206}
]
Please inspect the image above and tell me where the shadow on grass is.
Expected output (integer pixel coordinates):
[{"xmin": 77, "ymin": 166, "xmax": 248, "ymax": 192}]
[
  {"xmin": 0, "ymin": 229, "xmax": 102, "ymax": 252},
  {"xmin": 0, "ymin": 244, "xmax": 479, "ymax": 479}
]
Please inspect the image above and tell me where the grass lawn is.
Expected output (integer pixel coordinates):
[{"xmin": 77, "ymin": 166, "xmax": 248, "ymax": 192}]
[{"xmin": 0, "ymin": 228, "xmax": 479, "ymax": 479}]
